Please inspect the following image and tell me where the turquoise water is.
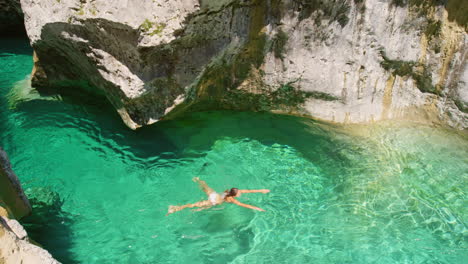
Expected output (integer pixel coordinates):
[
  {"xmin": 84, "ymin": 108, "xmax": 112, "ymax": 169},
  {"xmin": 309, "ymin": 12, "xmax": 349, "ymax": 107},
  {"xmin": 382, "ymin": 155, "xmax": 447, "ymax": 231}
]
[{"xmin": 1, "ymin": 38, "xmax": 467, "ymax": 263}]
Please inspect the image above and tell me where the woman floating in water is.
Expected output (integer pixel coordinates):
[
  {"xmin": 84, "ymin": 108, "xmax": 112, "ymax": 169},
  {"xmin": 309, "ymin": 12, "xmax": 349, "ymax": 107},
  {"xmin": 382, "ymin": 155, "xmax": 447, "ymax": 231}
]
[{"xmin": 167, "ymin": 177, "xmax": 270, "ymax": 215}]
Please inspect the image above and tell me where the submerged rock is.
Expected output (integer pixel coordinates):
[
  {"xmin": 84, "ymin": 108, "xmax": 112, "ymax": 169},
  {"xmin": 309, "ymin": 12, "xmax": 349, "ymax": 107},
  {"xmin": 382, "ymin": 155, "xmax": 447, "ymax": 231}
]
[
  {"xmin": 23, "ymin": 187, "xmax": 63, "ymax": 225},
  {"xmin": 20, "ymin": 0, "xmax": 467, "ymax": 129},
  {"xmin": 0, "ymin": 147, "xmax": 31, "ymax": 219}
]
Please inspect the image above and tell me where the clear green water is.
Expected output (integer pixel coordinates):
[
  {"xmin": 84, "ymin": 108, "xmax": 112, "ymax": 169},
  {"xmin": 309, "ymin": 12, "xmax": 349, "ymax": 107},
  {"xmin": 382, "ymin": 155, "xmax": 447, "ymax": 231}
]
[{"xmin": 1, "ymin": 38, "xmax": 467, "ymax": 263}]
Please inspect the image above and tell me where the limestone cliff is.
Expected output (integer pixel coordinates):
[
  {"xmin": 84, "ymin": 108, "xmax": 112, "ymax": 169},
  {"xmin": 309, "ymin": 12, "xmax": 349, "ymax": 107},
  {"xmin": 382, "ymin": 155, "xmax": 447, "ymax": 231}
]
[
  {"xmin": 0, "ymin": 147, "xmax": 31, "ymax": 219},
  {"xmin": 20, "ymin": 0, "xmax": 467, "ymax": 129},
  {"xmin": 0, "ymin": 217, "xmax": 59, "ymax": 264}
]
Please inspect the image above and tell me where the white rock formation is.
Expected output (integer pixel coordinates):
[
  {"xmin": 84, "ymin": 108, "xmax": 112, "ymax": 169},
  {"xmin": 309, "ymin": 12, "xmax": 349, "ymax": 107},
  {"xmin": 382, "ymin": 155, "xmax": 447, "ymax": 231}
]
[
  {"xmin": 20, "ymin": 0, "xmax": 467, "ymax": 129},
  {"xmin": 0, "ymin": 215, "xmax": 60, "ymax": 264}
]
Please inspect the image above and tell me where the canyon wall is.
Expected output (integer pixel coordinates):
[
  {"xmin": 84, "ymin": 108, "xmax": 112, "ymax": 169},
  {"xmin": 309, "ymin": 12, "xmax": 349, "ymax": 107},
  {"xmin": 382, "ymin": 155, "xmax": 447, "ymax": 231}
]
[{"xmin": 20, "ymin": 0, "xmax": 467, "ymax": 129}]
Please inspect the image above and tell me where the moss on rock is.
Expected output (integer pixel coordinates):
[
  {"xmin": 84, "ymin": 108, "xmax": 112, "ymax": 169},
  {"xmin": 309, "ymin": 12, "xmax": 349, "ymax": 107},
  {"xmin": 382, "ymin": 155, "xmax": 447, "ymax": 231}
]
[
  {"xmin": 454, "ymin": 99, "xmax": 468, "ymax": 113},
  {"xmin": 380, "ymin": 51, "xmax": 440, "ymax": 95},
  {"xmin": 446, "ymin": 0, "xmax": 468, "ymax": 30},
  {"xmin": 425, "ymin": 19, "xmax": 442, "ymax": 41},
  {"xmin": 220, "ymin": 82, "xmax": 339, "ymax": 113},
  {"xmin": 390, "ymin": 0, "xmax": 467, "ymax": 30},
  {"xmin": 194, "ymin": 0, "xmax": 268, "ymax": 100},
  {"xmin": 295, "ymin": 0, "xmax": 351, "ymax": 27},
  {"xmin": 271, "ymin": 28, "xmax": 289, "ymax": 60}
]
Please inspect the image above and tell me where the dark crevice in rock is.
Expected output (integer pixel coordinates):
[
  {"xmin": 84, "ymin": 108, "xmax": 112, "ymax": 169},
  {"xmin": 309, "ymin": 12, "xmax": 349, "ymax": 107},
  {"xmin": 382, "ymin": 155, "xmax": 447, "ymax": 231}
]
[{"xmin": 0, "ymin": 0, "xmax": 27, "ymax": 37}]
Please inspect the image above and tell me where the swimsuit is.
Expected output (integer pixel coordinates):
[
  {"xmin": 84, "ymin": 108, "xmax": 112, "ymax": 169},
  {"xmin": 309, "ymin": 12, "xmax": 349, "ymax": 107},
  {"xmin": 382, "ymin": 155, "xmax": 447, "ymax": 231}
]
[{"xmin": 208, "ymin": 192, "xmax": 226, "ymax": 205}]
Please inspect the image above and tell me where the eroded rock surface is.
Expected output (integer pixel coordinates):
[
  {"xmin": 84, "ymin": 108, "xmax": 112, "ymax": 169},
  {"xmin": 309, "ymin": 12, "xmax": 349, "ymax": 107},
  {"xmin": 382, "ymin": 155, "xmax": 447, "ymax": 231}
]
[
  {"xmin": 20, "ymin": 0, "xmax": 467, "ymax": 129},
  {"xmin": 0, "ymin": 216, "xmax": 59, "ymax": 264},
  {"xmin": 0, "ymin": 147, "xmax": 31, "ymax": 219}
]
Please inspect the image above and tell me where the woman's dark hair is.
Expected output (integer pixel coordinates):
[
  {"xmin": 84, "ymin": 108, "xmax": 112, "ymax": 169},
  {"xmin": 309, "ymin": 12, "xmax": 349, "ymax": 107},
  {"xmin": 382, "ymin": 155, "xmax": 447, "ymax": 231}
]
[{"xmin": 225, "ymin": 188, "xmax": 239, "ymax": 197}]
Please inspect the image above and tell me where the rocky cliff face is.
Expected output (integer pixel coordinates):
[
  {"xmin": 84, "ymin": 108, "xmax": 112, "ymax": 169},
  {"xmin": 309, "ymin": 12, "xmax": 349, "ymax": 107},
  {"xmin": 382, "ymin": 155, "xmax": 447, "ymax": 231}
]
[
  {"xmin": 20, "ymin": 0, "xmax": 467, "ymax": 129},
  {"xmin": 0, "ymin": 217, "xmax": 59, "ymax": 264},
  {"xmin": 0, "ymin": 147, "xmax": 31, "ymax": 219}
]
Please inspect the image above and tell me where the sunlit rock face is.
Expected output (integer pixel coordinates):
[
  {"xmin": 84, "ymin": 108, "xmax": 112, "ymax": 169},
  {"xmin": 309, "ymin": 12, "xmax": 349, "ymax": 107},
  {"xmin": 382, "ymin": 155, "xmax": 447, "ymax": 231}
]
[
  {"xmin": 20, "ymin": 0, "xmax": 467, "ymax": 129},
  {"xmin": 0, "ymin": 218, "xmax": 59, "ymax": 264},
  {"xmin": 0, "ymin": 0, "xmax": 24, "ymax": 34}
]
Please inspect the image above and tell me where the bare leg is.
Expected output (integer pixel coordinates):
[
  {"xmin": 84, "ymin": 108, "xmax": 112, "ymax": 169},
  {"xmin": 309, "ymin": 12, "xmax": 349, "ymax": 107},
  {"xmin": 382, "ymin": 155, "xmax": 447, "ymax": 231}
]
[
  {"xmin": 193, "ymin": 177, "xmax": 214, "ymax": 195},
  {"xmin": 167, "ymin": 200, "xmax": 212, "ymax": 215},
  {"xmin": 192, "ymin": 206, "xmax": 211, "ymax": 212}
]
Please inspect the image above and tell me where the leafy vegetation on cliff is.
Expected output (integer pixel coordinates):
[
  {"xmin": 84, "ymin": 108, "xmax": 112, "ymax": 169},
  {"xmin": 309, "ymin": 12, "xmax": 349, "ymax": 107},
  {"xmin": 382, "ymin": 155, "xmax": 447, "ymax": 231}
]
[
  {"xmin": 380, "ymin": 51, "xmax": 440, "ymax": 95},
  {"xmin": 294, "ymin": 0, "xmax": 351, "ymax": 27},
  {"xmin": 139, "ymin": 19, "xmax": 166, "ymax": 36},
  {"xmin": 425, "ymin": 19, "xmax": 442, "ymax": 41},
  {"xmin": 271, "ymin": 29, "xmax": 289, "ymax": 60},
  {"xmin": 390, "ymin": 0, "xmax": 467, "ymax": 30},
  {"xmin": 454, "ymin": 99, "xmax": 468, "ymax": 113},
  {"xmin": 222, "ymin": 83, "xmax": 339, "ymax": 112}
]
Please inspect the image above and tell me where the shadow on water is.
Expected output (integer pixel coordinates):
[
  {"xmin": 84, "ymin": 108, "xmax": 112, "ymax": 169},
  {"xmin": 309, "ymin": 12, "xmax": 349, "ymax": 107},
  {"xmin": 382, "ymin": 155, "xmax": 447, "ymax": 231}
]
[
  {"xmin": 12, "ymin": 92, "xmax": 357, "ymax": 176},
  {"xmin": 1, "ymin": 36, "xmax": 357, "ymax": 179},
  {"xmin": 5, "ymin": 73, "xmax": 360, "ymax": 263},
  {"xmin": 173, "ymin": 211, "xmax": 255, "ymax": 264},
  {"xmin": 20, "ymin": 187, "xmax": 77, "ymax": 263},
  {"xmin": 6, "ymin": 93, "xmax": 359, "ymax": 262},
  {"xmin": 0, "ymin": 38, "xmax": 33, "ymax": 56}
]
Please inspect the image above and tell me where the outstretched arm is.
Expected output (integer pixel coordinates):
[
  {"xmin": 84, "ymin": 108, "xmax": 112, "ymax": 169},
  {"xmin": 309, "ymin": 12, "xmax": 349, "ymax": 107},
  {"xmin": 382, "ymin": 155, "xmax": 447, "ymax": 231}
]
[
  {"xmin": 239, "ymin": 189, "xmax": 270, "ymax": 194},
  {"xmin": 230, "ymin": 198, "xmax": 265, "ymax": 212},
  {"xmin": 166, "ymin": 200, "xmax": 212, "ymax": 215}
]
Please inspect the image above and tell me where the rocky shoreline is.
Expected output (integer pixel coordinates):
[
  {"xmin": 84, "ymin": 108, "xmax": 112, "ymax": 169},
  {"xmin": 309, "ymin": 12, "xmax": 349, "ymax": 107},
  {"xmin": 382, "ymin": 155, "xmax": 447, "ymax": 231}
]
[{"xmin": 0, "ymin": 148, "xmax": 59, "ymax": 263}]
